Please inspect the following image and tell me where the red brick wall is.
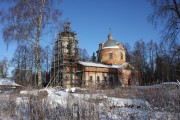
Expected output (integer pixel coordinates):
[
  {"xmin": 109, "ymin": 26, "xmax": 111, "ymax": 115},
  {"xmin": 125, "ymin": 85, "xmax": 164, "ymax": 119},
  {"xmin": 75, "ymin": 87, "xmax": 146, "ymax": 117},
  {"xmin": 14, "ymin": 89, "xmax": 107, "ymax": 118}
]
[
  {"xmin": 119, "ymin": 69, "xmax": 140, "ymax": 87},
  {"xmin": 79, "ymin": 66, "xmax": 118, "ymax": 87},
  {"xmin": 100, "ymin": 48, "xmax": 126, "ymax": 65}
]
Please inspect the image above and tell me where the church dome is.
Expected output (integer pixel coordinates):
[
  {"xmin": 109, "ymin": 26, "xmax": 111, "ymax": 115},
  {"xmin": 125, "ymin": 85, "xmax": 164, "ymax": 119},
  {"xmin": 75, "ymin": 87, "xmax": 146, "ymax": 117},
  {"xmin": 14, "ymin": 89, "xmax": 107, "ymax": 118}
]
[{"xmin": 103, "ymin": 34, "xmax": 119, "ymax": 48}]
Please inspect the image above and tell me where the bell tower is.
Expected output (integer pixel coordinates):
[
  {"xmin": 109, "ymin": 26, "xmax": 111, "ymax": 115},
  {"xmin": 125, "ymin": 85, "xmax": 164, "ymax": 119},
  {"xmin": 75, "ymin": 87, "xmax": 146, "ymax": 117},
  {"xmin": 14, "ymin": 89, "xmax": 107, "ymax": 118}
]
[{"xmin": 51, "ymin": 20, "xmax": 80, "ymax": 88}]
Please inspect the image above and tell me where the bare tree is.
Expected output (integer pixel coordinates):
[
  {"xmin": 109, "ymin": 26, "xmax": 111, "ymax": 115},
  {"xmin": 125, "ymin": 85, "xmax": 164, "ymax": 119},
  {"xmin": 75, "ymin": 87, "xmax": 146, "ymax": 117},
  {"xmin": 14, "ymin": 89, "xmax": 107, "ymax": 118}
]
[
  {"xmin": 146, "ymin": 40, "xmax": 158, "ymax": 82},
  {"xmin": 90, "ymin": 52, "xmax": 97, "ymax": 62},
  {"xmin": 11, "ymin": 44, "xmax": 34, "ymax": 86},
  {"xmin": 79, "ymin": 48, "xmax": 90, "ymax": 61},
  {"xmin": 0, "ymin": 0, "xmax": 62, "ymax": 87},
  {"xmin": 131, "ymin": 40, "xmax": 147, "ymax": 85},
  {"xmin": 148, "ymin": 0, "xmax": 180, "ymax": 58},
  {"xmin": 41, "ymin": 45, "xmax": 52, "ymax": 86},
  {"xmin": 0, "ymin": 58, "xmax": 8, "ymax": 78},
  {"xmin": 148, "ymin": 0, "xmax": 180, "ymax": 41},
  {"xmin": 41, "ymin": 45, "xmax": 51, "ymax": 72}
]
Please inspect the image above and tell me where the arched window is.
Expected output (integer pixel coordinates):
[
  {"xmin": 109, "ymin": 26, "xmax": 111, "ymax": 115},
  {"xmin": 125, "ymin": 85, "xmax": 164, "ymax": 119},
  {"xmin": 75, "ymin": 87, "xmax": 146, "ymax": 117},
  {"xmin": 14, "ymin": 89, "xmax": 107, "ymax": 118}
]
[
  {"xmin": 109, "ymin": 53, "xmax": 113, "ymax": 59},
  {"xmin": 89, "ymin": 76, "xmax": 93, "ymax": 83},
  {"xmin": 121, "ymin": 53, "xmax": 123, "ymax": 60},
  {"xmin": 97, "ymin": 76, "xmax": 100, "ymax": 83}
]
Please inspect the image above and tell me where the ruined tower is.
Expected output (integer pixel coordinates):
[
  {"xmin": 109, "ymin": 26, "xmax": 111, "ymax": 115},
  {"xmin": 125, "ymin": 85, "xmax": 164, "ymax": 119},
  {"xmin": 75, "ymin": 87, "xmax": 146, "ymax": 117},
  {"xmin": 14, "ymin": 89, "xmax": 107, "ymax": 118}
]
[{"xmin": 51, "ymin": 21, "xmax": 79, "ymax": 88}]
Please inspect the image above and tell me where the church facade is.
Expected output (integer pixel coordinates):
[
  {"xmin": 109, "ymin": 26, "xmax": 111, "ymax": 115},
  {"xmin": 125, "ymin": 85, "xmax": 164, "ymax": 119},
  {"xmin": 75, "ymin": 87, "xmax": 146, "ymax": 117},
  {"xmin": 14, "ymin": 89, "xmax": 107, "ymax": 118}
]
[
  {"xmin": 51, "ymin": 22, "xmax": 139, "ymax": 88},
  {"xmin": 77, "ymin": 34, "xmax": 139, "ymax": 88}
]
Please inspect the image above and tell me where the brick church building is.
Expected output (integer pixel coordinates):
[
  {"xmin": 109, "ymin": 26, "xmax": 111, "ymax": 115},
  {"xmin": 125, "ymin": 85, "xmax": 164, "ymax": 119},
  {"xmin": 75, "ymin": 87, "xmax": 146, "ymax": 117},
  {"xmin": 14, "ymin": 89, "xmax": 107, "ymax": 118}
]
[
  {"xmin": 77, "ymin": 34, "xmax": 139, "ymax": 88},
  {"xmin": 51, "ymin": 21, "xmax": 139, "ymax": 88}
]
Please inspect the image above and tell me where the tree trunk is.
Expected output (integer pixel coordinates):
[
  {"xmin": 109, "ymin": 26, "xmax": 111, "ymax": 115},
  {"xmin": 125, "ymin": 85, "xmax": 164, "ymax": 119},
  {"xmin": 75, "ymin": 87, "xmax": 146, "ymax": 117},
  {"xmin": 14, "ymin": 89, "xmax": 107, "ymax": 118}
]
[
  {"xmin": 36, "ymin": 0, "xmax": 45, "ymax": 87},
  {"xmin": 36, "ymin": 41, "xmax": 42, "ymax": 87}
]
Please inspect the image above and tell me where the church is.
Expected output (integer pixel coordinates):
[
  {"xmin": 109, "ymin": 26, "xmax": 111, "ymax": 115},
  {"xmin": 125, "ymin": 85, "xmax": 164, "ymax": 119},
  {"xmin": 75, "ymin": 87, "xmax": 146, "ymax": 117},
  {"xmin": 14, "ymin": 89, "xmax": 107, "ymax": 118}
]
[{"xmin": 50, "ymin": 21, "xmax": 139, "ymax": 88}]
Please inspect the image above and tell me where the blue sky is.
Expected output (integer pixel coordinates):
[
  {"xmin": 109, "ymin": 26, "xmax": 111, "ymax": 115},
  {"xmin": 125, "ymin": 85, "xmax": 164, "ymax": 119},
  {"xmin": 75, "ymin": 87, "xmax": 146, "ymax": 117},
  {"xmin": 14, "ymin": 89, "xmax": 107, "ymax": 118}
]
[
  {"xmin": 60, "ymin": 0, "xmax": 161, "ymax": 54},
  {"xmin": 0, "ymin": 0, "xmax": 162, "ymax": 61}
]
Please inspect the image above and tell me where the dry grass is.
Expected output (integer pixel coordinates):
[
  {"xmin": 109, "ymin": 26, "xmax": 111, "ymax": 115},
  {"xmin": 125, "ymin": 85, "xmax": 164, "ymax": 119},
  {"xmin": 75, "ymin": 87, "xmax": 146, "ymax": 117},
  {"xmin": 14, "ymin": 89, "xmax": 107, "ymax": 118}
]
[
  {"xmin": 0, "ymin": 88, "xmax": 100, "ymax": 120},
  {"xmin": 0, "ymin": 84, "xmax": 179, "ymax": 119},
  {"xmin": 104, "ymin": 84, "xmax": 180, "ymax": 112},
  {"xmin": 139, "ymin": 87, "xmax": 180, "ymax": 112}
]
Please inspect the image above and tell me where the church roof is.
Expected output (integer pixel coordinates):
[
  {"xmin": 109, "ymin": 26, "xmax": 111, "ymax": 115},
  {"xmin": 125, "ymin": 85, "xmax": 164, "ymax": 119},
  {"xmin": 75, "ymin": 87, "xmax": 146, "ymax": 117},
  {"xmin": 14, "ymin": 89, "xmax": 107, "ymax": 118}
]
[
  {"xmin": 78, "ymin": 61, "xmax": 129, "ymax": 69},
  {"xmin": 103, "ymin": 33, "xmax": 119, "ymax": 49},
  {"xmin": 79, "ymin": 61, "xmax": 110, "ymax": 68},
  {"xmin": 103, "ymin": 39, "xmax": 119, "ymax": 48}
]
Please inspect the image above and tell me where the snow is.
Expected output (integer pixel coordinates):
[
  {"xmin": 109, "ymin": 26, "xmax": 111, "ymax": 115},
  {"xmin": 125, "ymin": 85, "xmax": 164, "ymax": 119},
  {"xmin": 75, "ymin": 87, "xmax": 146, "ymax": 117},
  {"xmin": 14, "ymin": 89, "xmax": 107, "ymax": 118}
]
[
  {"xmin": 3, "ymin": 90, "xmax": 14, "ymax": 94},
  {"xmin": 132, "ymin": 82, "xmax": 180, "ymax": 89},
  {"xmin": 79, "ymin": 61, "xmax": 110, "ymax": 68},
  {"xmin": 15, "ymin": 97, "xmax": 30, "ymax": 119},
  {"xmin": 20, "ymin": 90, "xmax": 39, "ymax": 96},
  {"xmin": 103, "ymin": 46, "xmax": 119, "ymax": 49},
  {"xmin": 18, "ymin": 88, "xmax": 71, "ymax": 108},
  {"xmin": 64, "ymin": 87, "xmax": 77, "ymax": 93},
  {"xmin": 107, "ymin": 97, "xmax": 151, "ymax": 108},
  {"xmin": 45, "ymin": 87, "xmax": 70, "ymax": 108},
  {"xmin": 79, "ymin": 61, "xmax": 128, "ymax": 69},
  {"xmin": 108, "ymin": 108, "xmax": 179, "ymax": 120},
  {"xmin": 71, "ymin": 87, "xmax": 76, "ymax": 92},
  {"xmin": 72, "ymin": 93, "xmax": 106, "ymax": 101},
  {"xmin": 0, "ymin": 78, "xmax": 21, "ymax": 86},
  {"xmin": 131, "ymin": 84, "xmax": 162, "ymax": 89},
  {"xmin": 1, "ymin": 83, "xmax": 180, "ymax": 119},
  {"xmin": 162, "ymin": 82, "xmax": 180, "ymax": 85}
]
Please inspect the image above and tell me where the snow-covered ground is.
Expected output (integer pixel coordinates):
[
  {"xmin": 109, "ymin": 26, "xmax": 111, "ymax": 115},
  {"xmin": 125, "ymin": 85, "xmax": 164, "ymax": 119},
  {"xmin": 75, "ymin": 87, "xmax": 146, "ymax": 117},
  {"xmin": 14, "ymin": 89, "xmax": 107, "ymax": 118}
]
[
  {"xmin": 107, "ymin": 108, "xmax": 180, "ymax": 120},
  {"xmin": 107, "ymin": 97, "xmax": 151, "ymax": 108},
  {"xmin": 0, "ymin": 82, "xmax": 180, "ymax": 119},
  {"xmin": 0, "ymin": 78, "xmax": 21, "ymax": 94},
  {"xmin": 0, "ymin": 78, "xmax": 21, "ymax": 86},
  {"xmin": 131, "ymin": 82, "xmax": 180, "ymax": 89}
]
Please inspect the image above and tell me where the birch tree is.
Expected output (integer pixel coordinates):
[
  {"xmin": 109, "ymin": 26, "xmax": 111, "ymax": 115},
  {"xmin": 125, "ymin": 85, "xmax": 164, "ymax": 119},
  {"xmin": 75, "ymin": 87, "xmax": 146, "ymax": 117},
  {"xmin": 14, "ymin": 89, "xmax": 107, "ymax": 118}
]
[{"xmin": 0, "ymin": 0, "xmax": 62, "ymax": 87}]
